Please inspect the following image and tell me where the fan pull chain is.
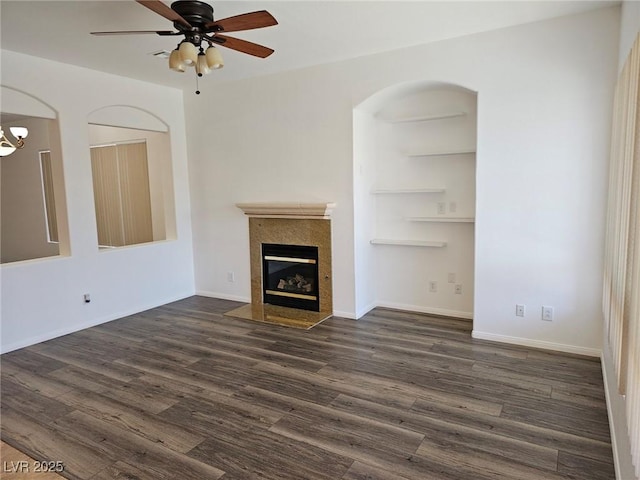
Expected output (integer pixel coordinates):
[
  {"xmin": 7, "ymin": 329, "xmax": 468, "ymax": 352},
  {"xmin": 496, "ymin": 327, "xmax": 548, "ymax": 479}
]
[{"xmin": 195, "ymin": 74, "xmax": 200, "ymax": 95}]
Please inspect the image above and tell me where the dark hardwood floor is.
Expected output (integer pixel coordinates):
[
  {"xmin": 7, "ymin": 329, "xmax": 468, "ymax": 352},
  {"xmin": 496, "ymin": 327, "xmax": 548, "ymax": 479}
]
[{"xmin": 1, "ymin": 296, "xmax": 614, "ymax": 479}]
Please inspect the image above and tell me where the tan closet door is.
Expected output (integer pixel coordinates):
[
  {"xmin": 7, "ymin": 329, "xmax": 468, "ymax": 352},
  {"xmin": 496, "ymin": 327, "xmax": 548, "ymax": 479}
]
[
  {"xmin": 117, "ymin": 142, "xmax": 153, "ymax": 245},
  {"xmin": 91, "ymin": 145, "xmax": 124, "ymax": 247}
]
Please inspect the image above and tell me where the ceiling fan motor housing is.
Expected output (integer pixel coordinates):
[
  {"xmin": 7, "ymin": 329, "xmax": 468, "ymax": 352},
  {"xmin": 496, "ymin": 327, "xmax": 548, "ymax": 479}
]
[{"xmin": 171, "ymin": 1, "xmax": 215, "ymax": 30}]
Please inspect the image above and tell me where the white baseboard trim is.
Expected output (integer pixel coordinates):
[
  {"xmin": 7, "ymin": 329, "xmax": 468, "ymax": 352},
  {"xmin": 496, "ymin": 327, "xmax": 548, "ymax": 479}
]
[
  {"xmin": 332, "ymin": 310, "xmax": 358, "ymax": 319},
  {"xmin": 196, "ymin": 290, "xmax": 251, "ymax": 303},
  {"xmin": 0, "ymin": 291, "xmax": 194, "ymax": 354},
  {"xmin": 375, "ymin": 301, "xmax": 473, "ymax": 320},
  {"xmin": 192, "ymin": 296, "xmax": 471, "ymax": 322},
  {"xmin": 354, "ymin": 302, "xmax": 377, "ymax": 320},
  {"xmin": 471, "ymin": 330, "xmax": 601, "ymax": 357},
  {"xmin": 600, "ymin": 347, "xmax": 638, "ymax": 480},
  {"xmin": 601, "ymin": 353, "xmax": 624, "ymax": 480},
  {"xmin": 338, "ymin": 302, "xmax": 473, "ymax": 321}
]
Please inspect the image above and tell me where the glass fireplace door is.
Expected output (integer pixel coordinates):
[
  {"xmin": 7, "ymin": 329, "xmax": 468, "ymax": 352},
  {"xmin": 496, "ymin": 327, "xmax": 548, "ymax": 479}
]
[{"xmin": 262, "ymin": 243, "xmax": 320, "ymax": 311}]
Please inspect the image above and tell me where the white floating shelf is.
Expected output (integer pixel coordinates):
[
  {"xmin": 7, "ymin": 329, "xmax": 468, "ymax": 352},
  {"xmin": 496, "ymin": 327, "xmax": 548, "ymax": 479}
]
[
  {"xmin": 386, "ymin": 112, "xmax": 466, "ymax": 124},
  {"xmin": 371, "ymin": 188, "xmax": 446, "ymax": 194},
  {"xmin": 370, "ymin": 239, "xmax": 447, "ymax": 248},
  {"xmin": 405, "ymin": 216, "xmax": 475, "ymax": 223},
  {"xmin": 406, "ymin": 149, "xmax": 476, "ymax": 158}
]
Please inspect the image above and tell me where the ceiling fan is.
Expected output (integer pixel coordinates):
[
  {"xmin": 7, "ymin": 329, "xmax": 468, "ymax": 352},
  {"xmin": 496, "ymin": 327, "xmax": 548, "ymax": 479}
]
[{"xmin": 91, "ymin": 0, "xmax": 277, "ymax": 91}]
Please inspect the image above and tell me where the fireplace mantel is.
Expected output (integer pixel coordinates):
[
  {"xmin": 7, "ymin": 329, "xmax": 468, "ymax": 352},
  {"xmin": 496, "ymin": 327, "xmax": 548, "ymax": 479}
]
[{"xmin": 236, "ymin": 202, "xmax": 336, "ymax": 219}]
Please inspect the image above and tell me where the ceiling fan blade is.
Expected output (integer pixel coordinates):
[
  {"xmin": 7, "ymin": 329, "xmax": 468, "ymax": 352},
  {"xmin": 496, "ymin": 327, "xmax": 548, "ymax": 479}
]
[
  {"xmin": 210, "ymin": 34, "xmax": 274, "ymax": 58},
  {"xmin": 136, "ymin": 0, "xmax": 191, "ymax": 28},
  {"xmin": 205, "ymin": 10, "xmax": 277, "ymax": 33},
  {"xmin": 91, "ymin": 30, "xmax": 177, "ymax": 36}
]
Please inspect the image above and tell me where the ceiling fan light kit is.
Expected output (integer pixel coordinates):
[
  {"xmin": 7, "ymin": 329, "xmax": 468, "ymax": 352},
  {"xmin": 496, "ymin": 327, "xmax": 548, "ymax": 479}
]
[
  {"xmin": 169, "ymin": 49, "xmax": 186, "ymax": 72},
  {"xmin": 178, "ymin": 40, "xmax": 198, "ymax": 65},
  {"xmin": 196, "ymin": 52, "xmax": 211, "ymax": 76},
  {"xmin": 205, "ymin": 46, "xmax": 224, "ymax": 69},
  {"xmin": 91, "ymin": 0, "xmax": 277, "ymax": 93}
]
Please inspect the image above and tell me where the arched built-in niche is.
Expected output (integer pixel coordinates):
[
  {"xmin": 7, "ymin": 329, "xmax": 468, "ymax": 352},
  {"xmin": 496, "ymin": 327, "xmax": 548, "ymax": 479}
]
[
  {"xmin": 353, "ymin": 81, "xmax": 477, "ymax": 319},
  {"xmin": 87, "ymin": 106, "xmax": 176, "ymax": 248},
  {"xmin": 1, "ymin": 86, "xmax": 68, "ymax": 264}
]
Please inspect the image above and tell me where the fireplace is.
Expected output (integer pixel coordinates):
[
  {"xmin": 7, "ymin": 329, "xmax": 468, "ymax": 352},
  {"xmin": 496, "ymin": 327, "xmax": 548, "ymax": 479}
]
[
  {"xmin": 262, "ymin": 243, "xmax": 320, "ymax": 312},
  {"xmin": 229, "ymin": 203, "xmax": 335, "ymax": 324}
]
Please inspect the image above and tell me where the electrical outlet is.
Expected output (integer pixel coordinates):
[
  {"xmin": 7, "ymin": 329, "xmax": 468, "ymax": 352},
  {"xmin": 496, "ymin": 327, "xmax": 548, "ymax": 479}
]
[
  {"xmin": 454, "ymin": 284, "xmax": 462, "ymax": 294},
  {"xmin": 542, "ymin": 306, "xmax": 554, "ymax": 321},
  {"xmin": 437, "ymin": 202, "xmax": 446, "ymax": 215},
  {"xmin": 429, "ymin": 281, "xmax": 438, "ymax": 293},
  {"xmin": 449, "ymin": 201, "xmax": 457, "ymax": 213},
  {"xmin": 516, "ymin": 304, "xmax": 525, "ymax": 317},
  {"xmin": 227, "ymin": 272, "xmax": 235, "ymax": 283}
]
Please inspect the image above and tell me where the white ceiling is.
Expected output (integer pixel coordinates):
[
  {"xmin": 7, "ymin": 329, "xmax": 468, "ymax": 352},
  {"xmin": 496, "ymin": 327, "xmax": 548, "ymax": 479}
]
[{"xmin": 0, "ymin": 0, "xmax": 618, "ymax": 90}]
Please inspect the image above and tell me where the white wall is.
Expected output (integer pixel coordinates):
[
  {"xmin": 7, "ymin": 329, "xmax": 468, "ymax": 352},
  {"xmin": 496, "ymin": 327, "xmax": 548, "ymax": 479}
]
[
  {"xmin": 469, "ymin": 7, "xmax": 619, "ymax": 355},
  {"xmin": 188, "ymin": 6, "xmax": 619, "ymax": 354},
  {"xmin": 353, "ymin": 109, "xmax": 378, "ymax": 317},
  {"xmin": 186, "ymin": 65, "xmax": 358, "ymax": 314},
  {"xmin": 0, "ymin": 50, "xmax": 195, "ymax": 353}
]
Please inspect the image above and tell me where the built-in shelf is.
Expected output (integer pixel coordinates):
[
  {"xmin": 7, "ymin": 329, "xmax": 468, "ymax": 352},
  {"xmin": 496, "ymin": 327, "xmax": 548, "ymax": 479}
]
[
  {"xmin": 371, "ymin": 188, "xmax": 446, "ymax": 194},
  {"xmin": 368, "ymin": 89, "xmax": 476, "ymax": 307},
  {"xmin": 405, "ymin": 216, "xmax": 475, "ymax": 223},
  {"xmin": 370, "ymin": 239, "xmax": 447, "ymax": 248},
  {"xmin": 386, "ymin": 112, "xmax": 466, "ymax": 124},
  {"xmin": 406, "ymin": 149, "xmax": 476, "ymax": 158}
]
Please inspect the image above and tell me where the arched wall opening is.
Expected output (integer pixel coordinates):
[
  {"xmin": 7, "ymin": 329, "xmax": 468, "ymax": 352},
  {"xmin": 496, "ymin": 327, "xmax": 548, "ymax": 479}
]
[
  {"xmin": 87, "ymin": 106, "xmax": 176, "ymax": 247},
  {"xmin": 353, "ymin": 81, "xmax": 477, "ymax": 320},
  {"xmin": 0, "ymin": 86, "xmax": 69, "ymax": 263}
]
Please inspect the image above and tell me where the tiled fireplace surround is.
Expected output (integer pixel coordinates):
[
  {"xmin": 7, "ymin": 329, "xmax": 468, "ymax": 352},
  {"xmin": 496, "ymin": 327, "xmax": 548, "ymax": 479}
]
[{"xmin": 227, "ymin": 203, "xmax": 335, "ymax": 327}]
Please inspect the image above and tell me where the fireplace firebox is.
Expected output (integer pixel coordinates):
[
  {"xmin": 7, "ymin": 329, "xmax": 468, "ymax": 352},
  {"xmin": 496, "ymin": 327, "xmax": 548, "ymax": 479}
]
[{"xmin": 261, "ymin": 243, "xmax": 320, "ymax": 312}]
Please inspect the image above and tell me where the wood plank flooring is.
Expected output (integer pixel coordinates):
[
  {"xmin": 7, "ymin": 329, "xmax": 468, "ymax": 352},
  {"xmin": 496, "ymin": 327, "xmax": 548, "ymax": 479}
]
[
  {"xmin": 0, "ymin": 441, "xmax": 65, "ymax": 479},
  {"xmin": 0, "ymin": 296, "xmax": 614, "ymax": 479}
]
